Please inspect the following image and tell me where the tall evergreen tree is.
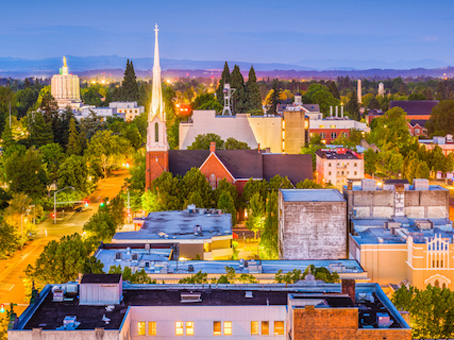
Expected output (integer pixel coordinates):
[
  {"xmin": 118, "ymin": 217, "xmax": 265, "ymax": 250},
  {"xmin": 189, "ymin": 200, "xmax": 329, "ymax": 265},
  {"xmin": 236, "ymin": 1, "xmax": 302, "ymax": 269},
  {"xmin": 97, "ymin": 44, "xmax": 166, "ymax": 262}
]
[
  {"xmin": 66, "ymin": 118, "xmax": 83, "ymax": 156},
  {"xmin": 216, "ymin": 62, "xmax": 230, "ymax": 106},
  {"xmin": 246, "ymin": 66, "xmax": 263, "ymax": 115},
  {"xmin": 346, "ymin": 91, "xmax": 360, "ymax": 120},
  {"xmin": 217, "ymin": 191, "xmax": 237, "ymax": 226},
  {"xmin": 121, "ymin": 59, "xmax": 139, "ymax": 101},
  {"xmin": 267, "ymin": 80, "xmax": 281, "ymax": 115},
  {"xmin": 327, "ymin": 81, "xmax": 340, "ymax": 99},
  {"xmin": 28, "ymin": 112, "xmax": 54, "ymax": 147},
  {"xmin": 230, "ymin": 65, "xmax": 247, "ymax": 114}
]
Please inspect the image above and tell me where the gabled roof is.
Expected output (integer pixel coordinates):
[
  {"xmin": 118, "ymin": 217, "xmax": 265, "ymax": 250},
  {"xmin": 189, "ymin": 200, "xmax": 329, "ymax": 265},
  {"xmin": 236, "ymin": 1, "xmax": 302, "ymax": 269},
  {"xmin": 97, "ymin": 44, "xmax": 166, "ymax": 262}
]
[
  {"xmin": 408, "ymin": 119, "xmax": 428, "ymax": 127},
  {"xmin": 389, "ymin": 100, "xmax": 439, "ymax": 115},
  {"xmin": 167, "ymin": 150, "xmax": 312, "ymax": 185}
]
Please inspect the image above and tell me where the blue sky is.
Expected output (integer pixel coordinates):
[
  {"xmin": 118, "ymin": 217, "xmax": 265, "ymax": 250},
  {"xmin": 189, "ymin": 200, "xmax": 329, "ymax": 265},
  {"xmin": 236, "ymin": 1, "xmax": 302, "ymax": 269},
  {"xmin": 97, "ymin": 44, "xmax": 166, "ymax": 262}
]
[{"xmin": 1, "ymin": 0, "xmax": 454, "ymax": 66}]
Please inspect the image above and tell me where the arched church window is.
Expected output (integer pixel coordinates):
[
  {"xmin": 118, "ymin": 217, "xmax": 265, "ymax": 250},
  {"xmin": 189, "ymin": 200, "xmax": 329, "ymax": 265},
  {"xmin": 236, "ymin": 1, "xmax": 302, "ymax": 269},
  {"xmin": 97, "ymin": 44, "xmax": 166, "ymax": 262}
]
[
  {"xmin": 209, "ymin": 174, "xmax": 216, "ymax": 189},
  {"xmin": 155, "ymin": 122, "xmax": 159, "ymax": 142}
]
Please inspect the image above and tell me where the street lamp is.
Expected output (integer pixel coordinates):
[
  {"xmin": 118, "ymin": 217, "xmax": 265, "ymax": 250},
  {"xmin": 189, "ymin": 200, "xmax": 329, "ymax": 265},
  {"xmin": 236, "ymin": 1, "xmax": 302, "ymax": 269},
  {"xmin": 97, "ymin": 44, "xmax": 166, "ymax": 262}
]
[{"xmin": 53, "ymin": 186, "xmax": 75, "ymax": 224}]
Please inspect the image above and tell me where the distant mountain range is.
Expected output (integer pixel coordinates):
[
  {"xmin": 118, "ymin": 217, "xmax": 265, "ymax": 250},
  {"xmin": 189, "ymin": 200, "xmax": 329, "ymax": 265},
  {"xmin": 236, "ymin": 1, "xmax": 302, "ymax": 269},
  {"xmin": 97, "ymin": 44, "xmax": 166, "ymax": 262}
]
[{"xmin": 0, "ymin": 55, "xmax": 452, "ymax": 79}]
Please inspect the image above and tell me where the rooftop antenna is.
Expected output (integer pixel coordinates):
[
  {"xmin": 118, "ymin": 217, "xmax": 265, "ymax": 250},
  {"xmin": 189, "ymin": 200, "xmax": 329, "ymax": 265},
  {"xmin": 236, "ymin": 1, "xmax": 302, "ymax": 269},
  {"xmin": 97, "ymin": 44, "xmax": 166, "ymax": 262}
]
[{"xmin": 221, "ymin": 84, "xmax": 235, "ymax": 116}]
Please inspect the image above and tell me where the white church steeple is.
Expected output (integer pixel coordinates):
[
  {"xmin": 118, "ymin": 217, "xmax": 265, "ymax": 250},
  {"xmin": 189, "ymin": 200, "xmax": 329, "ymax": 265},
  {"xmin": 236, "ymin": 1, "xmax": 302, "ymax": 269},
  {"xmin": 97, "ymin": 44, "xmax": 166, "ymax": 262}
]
[
  {"xmin": 150, "ymin": 23, "xmax": 164, "ymax": 121},
  {"xmin": 146, "ymin": 23, "xmax": 168, "ymax": 153}
]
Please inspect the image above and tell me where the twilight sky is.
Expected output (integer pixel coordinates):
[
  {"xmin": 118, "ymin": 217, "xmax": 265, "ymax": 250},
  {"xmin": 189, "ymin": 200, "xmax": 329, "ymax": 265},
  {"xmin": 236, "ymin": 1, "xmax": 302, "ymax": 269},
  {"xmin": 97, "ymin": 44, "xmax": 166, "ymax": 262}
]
[{"xmin": 1, "ymin": 0, "xmax": 454, "ymax": 67}]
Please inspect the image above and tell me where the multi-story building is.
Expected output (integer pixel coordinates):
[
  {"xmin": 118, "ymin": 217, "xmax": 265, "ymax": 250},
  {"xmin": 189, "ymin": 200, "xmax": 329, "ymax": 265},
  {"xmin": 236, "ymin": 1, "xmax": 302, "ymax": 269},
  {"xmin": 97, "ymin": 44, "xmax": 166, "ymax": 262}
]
[
  {"xmin": 112, "ymin": 206, "xmax": 233, "ymax": 260},
  {"xmin": 109, "ymin": 102, "xmax": 144, "ymax": 122},
  {"xmin": 316, "ymin": 148, "xmax": 364, "ymax": 187},
  {"xmin": 345, "ymin": 179, "xmax": 454, "ymax": 289},
  {"xmin": 50, "ymin": 56, "xmax": 83, "ymax": 110},
  {"xmin": 95, "ymin": 243, "xmax": 369, "ymax": 283},
  {"xmin": 278, "ymin": 189, "xmax": 347, "ymax": 260},
  {"xmin": 8, "ymin": 274, "xmax": 411, "ymax": 340}
]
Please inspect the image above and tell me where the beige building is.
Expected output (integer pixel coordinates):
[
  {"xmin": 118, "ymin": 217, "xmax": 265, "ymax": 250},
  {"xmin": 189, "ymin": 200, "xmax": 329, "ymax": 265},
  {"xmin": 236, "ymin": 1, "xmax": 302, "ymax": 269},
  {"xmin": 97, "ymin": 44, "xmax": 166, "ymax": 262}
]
[
  {"xmin": 179, "ymin": 110, "xmax": 309, "ymax": 153},
  {"xmin": 316, "ymin": 148, "xmax": 364, "ymax": 187},
  {"xmin": 346, "ymin": 179, "xmax": 454, "ymax": 289},
  {"xmin": 109, "ymin": 102, "xmax": 144, "ymax": 122},
  {"xmin": 50, "ymin": 56, "xmax": 82, "ymax": 110}
]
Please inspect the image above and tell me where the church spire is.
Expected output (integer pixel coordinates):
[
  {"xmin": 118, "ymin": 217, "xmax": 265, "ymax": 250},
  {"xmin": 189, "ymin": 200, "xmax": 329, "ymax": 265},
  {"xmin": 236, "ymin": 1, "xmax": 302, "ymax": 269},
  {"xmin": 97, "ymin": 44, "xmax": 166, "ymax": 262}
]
[{"xmin": 150, "ymin": 23, "xmax": 164, "ymax": 121}]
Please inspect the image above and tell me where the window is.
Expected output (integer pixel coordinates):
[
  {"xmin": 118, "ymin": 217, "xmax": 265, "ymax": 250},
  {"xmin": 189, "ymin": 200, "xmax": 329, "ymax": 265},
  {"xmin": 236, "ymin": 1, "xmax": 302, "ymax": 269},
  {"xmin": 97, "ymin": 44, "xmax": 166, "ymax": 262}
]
[
  {"xmin": 354, "ymin": 163, "xmax": 357, "ymax": 167},
  {"xmin": 354, "ymin": 171, "xmax": 357, "ymax": 176},
  {"xmin": 274, "ymin": 321, "xmax": 284, "ymax": 335},
  {"xmin": 148, "ymin": 322, "xmax": 156, "ymax": 336},
  {"xmin": 213, "ymin": 321, "xmax": 221, "ymax": 335},
  {"xmin": 186, "ymin": 322, "xmax": 194, "ymax": 336},
  {"xmin": 319, "ymin": 132, "xmax": 326, "ymax": 138},
  {"xmin": 328, "ymin": 171, "xmax": 331, "ymax": 176},
  {"xmin": 176, "ymin": 321, "xmax": 184, "ymax": 336},
  {"xmin": 138, "ymin": 322, "xmax": 146, "ymax": 336},
  {"xmin": 262, "ymin": 321, "xmax": 269, "ymax": 335},
  {"xmin": 224, "ymin": 321, "xmax": 232, "ymax": 335},
  {"xmin": 209, "ymin": 173, "xmax": 216, "ymax": 189},
  {"xmin": 251, "ymin": 321, "xmax": 259, "ymax": 335},
  {"xmin": 331, "ymin": 132, "xmax": 337, "ymax": 139},
  {"xmin": 330, "ymin": 124, "xmax": 336, "ymax": 128},
  {"xmin": 342, "ymin": 132, "xmax": 348, "ymax": 138},
  {"xmin": 328, "ymin": 162, "xmax": 331, "ymax": 167},
  {"xmin": 154, "ymin": 122, "xmax": 159, "ymax": 142},
  {"xmin": 415, "ymin": 128, "xmax": 420, "ymax": 134}
]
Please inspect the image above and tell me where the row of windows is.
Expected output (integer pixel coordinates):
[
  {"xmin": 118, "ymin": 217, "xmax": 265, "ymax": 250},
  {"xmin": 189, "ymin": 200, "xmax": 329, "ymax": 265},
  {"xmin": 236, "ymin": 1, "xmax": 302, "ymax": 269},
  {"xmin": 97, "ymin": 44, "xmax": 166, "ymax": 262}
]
[
  {"xmin": 137, "ymin": 321, "xmax": 284, "ymax": 336},
  {"xmin": 328, "ymin": 162, "xmax": 358, "ymax": 167},
  {"xmin": 328, "ymin": 171, "xmax": 358, "ymax": 176},
  {"xmin": 318, "ymin": 132, "xmax": 348, "ymax": 139}
]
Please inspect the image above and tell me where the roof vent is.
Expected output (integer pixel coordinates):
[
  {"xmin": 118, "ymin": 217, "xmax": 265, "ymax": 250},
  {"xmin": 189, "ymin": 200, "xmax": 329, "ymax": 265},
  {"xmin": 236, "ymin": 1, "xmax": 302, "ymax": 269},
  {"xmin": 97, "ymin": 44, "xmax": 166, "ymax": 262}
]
[
  {"xmin": 188, "ymin": 265, "xmax": 194, "ymax": 272},
  {"xmin": 245, "ymin": 291, "xmax": 253, "ymax": 299},
  {"xmin": 181, "ymin": 292, "xmax": 202, "ymax": 303},
  {"xmin": 52, "ymin": 287, "xmax": 64, "ymax": 302},
  {"xmin": 187, "ymin": 204, "xmax": 196, "ymax": 213}
]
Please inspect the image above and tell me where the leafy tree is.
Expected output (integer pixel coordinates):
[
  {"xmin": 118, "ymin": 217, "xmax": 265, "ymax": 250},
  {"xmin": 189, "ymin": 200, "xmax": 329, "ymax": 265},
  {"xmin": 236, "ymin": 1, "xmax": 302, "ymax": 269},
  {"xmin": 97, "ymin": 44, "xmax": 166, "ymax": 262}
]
[
  {"xmin": 378, "ymin": 150, "xmax": 403, "ymax": 178},
  {"xmin": 217, "ymin": 191, "xmax": 236, "ymax": 226},
  {"xmin": 303, "ymin": 83, "xmax": 340, "ymax": 116},
  {"xmin": 364, "ymin": 148, "xmax": 380, "ymax": 175},
  {"xmin": 28, "ymin": 233, "xmax": 93, "ymax": 284},
  {"xmin": 368, "ymin": 96, "xmax": 380, "ymax": 110},
  {"xmin": 66, "ymin": 118, "xmax": 83, "ymax": 155},
  {"xmin": 224, "ymin": 137, "xmax": 250, "ymax": 150},
  {"xmin": 267, "ymin": 175, "xmax": 294, "ymax": 191},
  {"xmin": 57, "ymin": 155, "xmax": 89, "ymax": 194},
  {"xmin": 151, "ymin": 171, "xmax": 183, "ymax": 210},
  {"xmin": 327, "ymin": 81, "xmax": 340, "ymax": 99},
  {"xmin": 5, "ymin": 148, "xmax": 47, "ymax": 200},
  {"xmin": 141, "ymin": 190, "xmax": 161, "ymax": 212},
  {"xmin": 79, "ymin": 110, "xmax": 103, "ymax": 140},
  {"xmin": 178, "ymin": 270, "xmax": 208, "ymax": 284},
  {"xmin": 127, "ymin": 150, "xmax": 146, "ymax": 192},
  {"xmin": 214, "ymin": 179, "xmax": 239, "ymax": 209},
  {"xmin": 187, "ymin": 133, "xmax": 225, "ymax": 150},
  {"xmin": 187, "ymin": 191, "xmax": 203, "ymax": 208},
  {"xmin": 192, "ymin": 93, "xmax": 222, "ymax": 112},
  {"xmin": 408, "ymin": 93, "xmax": 427, "ymax": 100},
  {"xmin": 245, "ymin": 192, "xmax": 265, "ymax": 238},
  {"xmin": 303, "ymin": 265, "xmax": 339, "ymax": 283},
  {"xmin": 370, "ymin": 107, "xmax": 412, "ymax": 153},
  {"xmin": 426, "ymin": 100, "xmax": 454, "ymax": 136},
  {"xmin": 108, "ymin": 265, "xmax": 155, "ymax": 284},
  {"xmin": 295, "ymin": 179, "xmax": 323, "ymax": 189},
  {"xmin": 16, "ymin": 87, "xmax": 38, "ymax": 118},
  {"xmin": 40, "ymin": 143, "xmax": 65, "ymax": 184},
  {"xmin": 246, "ymin": 66, "xmax": 263, "ymax": 114},
  {"xmin": 120, "ymin": 59, "xmax": 139, "ymax": 101},
  {"xmin": 392, "ymin": 284, "xmax": 454, "ymax": 339},
  {"xmin": 0, "ymin": 224, "xmax": 19, "ymax": 259},
  {"xmin": 83, "ymin": 209, "xmax": 116, "ymax": 242},
  {"xmin": 180, "ymin": 168, "xmax": 213, "ymax": 208},
  {"xmin": 216, "ymin": 62, "xmax": 230, "ymax": 106},
  {"xmin": 259, "ymin": 191, "xmax": 279, "ymax": 259},
  {"xmin": 81, "ymin": 256, "xmax": 105, "ymax": 274},
  {"xmin": 415, "ymin": 161, "xmax": 430, "ymax": 179}
]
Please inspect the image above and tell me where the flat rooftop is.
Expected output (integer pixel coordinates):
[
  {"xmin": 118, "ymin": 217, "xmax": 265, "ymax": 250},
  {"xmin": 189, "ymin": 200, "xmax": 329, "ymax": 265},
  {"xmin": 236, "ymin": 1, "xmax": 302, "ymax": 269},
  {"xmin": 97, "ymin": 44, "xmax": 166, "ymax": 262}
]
[
  {"xmin": 315, "ymin": 149, "xmax": 361, "ymax": 160},
  {"xmin": 17, "ymin": 282, "xmax": 409, "ymax": 331},
  {"xmin": 281, "ymin": 189, "xmax": 345, "ymax": 202},
  {"xmin": 352, "ymin": 218, "xmax": 453, "ymax": 245},
  {"xmin": 348, "ymin": 184, "xmax": 447, "ymax": 192},
  {"xmin": 113, "ymin": 210, "xmax": 232, "ymax": 242}
]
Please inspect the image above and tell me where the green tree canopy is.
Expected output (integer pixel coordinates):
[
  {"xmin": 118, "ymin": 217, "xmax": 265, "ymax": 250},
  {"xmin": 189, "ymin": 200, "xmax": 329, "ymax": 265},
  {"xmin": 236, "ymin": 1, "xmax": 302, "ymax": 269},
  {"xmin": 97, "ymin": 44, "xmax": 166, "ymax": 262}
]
[
  {"xmin": 246, "ymin": 66, "xmax": 263, "ymax": 115},
  {"xmin": 120, "ymin": 59, "xmax": 139, "ymax": 101},
  {"xmin": 426, "ymin": 100, "xmax": 454, "ymax": 136},
  {"xmin": 217, "ymin": 191, "xmax": 236, "ymax": 226},
  {"xmin": 187, "ymin": 133, "xmax": 225, "ymax": 150}
]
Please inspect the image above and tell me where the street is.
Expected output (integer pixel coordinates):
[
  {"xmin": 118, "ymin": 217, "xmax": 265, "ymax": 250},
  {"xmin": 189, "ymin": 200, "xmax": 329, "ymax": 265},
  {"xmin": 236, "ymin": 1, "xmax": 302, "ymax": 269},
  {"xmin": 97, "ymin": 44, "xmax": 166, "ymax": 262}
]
[{"xmin": 0, "ymin": 170, "xmax": 130, "ymax": 315}]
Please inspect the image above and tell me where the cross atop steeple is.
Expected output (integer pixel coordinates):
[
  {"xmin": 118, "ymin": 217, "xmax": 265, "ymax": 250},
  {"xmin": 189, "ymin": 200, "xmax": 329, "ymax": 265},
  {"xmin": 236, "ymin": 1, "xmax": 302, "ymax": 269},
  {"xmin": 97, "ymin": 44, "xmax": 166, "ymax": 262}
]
[{"xmin": 150, "ymin": 23, "xmax": 164, "ymax": 121}]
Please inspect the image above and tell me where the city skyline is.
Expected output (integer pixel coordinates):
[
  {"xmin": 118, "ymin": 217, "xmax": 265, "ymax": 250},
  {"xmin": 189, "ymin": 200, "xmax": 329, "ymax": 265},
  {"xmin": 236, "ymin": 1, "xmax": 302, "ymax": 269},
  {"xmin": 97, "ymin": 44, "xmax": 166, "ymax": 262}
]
[{"xmin": 1, "ymin": 0, "xmax": 454, "ymax": 69}]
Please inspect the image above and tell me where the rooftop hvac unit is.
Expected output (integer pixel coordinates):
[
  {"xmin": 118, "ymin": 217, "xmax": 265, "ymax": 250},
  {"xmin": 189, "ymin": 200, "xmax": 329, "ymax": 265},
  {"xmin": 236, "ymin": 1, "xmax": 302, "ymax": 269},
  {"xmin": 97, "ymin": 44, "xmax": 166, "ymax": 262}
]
[
  {"xmin": 245, "ymin": 291, "xmax": 253, "ymax": 299},
  {"xmin": 181, "ymin": 292, "xmax": 202, "ymax": 303},
  {"xmin": 52, "ymin": 288, "xmax": 64, "ymax": 302}
]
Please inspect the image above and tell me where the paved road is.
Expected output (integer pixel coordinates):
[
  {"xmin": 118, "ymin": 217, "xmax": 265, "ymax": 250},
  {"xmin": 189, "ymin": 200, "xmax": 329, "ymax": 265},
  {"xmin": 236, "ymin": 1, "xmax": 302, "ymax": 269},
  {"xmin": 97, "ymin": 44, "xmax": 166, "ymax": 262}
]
[{"xmin": 0, "ymin": 170, "xmax": 130, "ymax": 315}]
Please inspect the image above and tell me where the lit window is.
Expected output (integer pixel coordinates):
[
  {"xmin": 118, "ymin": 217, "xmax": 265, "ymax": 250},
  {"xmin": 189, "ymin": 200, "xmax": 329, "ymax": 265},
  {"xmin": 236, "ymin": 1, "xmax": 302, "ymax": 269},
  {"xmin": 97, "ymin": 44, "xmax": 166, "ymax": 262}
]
[
  {"xmin": 330, "ymin": 124, "xmax": 336, "ymax": 128},
  {"xmin": 224, "ymin": 321, "xmax": 232, "ymax": 335},
  {"xmin": 176, "ymin": 321, "xmax": 184, "ymax": 336},
  {"xmin": 262, "ymin": 321, "xmax": 269, "ymax": 335},
  {"xmin": 251, "ymin": 321, "xmax": 259, "ymax": 335},
  {"xmin": 138, "ymin": 321, "xmax": 146, "ymax": 336},
  {"xmin": 148, "ymin": 322, "xmax": 156, "ymax": 336},
  {"xmin": 186, "ymin": 322, "xmax": 194, "ymax": 336},
  {"xmin": 274, "ymin": 321, "xmax": 284, "ymax": 335},
  {"xmin": 319, "ymin": 125, "xmax": 325, "ymax": 128},
  {"xmin": 213, "ymin": 321, "xmax": 221, "ymax": 335}
]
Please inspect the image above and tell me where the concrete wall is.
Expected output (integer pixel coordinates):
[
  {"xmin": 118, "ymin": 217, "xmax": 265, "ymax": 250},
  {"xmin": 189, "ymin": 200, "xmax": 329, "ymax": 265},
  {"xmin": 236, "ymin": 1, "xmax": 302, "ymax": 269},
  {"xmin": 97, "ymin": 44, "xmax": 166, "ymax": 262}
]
[
  {"xmin": 283, "ymin": 111, "xmax": 307, "ymax": 154},
  {"xmin": 247, "ymin": 115, "xmax": 282, "ymax": 152},
  {"xmin": 128, "ymin": 305, "xmax": 286, "ymax": 340},
  {"xmin": 345, "ymin": 188, "xmax": 449, "ymax": 220},
  {"xmin": 279, "ymin": 193, "xmax": 347, "ymax": 260}
]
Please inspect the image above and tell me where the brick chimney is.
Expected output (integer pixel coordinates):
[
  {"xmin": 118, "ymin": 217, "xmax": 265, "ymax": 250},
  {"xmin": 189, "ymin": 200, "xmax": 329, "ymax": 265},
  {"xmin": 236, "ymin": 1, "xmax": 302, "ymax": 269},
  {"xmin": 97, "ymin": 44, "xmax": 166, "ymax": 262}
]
[
  {"xmin": 210, "ymin": 142, "xmax": 216, "ymax": 153},
  {"xmin": 341, "ymin": 279, "xmax": 356, "ymax": 303},
  {"xmin": 257, "ymin": 143, "xmax": 261, "ymax": 153}
]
